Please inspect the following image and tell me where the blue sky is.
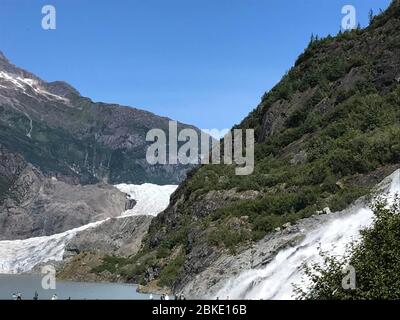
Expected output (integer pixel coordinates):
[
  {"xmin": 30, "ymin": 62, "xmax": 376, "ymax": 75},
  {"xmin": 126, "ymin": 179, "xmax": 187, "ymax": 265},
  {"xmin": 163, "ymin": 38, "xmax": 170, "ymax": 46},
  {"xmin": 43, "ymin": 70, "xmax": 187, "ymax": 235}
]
[{"xmin": 0, "ymin": 0, "xmax": 392, "ymax": 130}]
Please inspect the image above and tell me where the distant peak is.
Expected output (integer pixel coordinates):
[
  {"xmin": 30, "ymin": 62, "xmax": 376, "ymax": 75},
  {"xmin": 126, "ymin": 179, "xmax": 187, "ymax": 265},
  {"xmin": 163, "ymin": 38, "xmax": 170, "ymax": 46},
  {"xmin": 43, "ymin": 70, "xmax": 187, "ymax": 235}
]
[
  {"xmin": 46, "ymin": 80, "xmax": 81, "ymax": 98},
  {"xmin": 0, "ymin": 50, "xmax": 8, "ymax": 62}
]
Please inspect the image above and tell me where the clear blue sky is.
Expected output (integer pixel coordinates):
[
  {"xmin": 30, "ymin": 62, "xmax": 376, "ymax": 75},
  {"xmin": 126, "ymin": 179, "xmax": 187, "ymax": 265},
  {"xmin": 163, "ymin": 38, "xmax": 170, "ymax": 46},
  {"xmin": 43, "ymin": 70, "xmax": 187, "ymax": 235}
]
[{"xmin": 0, "ymin": 0, "xmax": 392, "ymax": 130}]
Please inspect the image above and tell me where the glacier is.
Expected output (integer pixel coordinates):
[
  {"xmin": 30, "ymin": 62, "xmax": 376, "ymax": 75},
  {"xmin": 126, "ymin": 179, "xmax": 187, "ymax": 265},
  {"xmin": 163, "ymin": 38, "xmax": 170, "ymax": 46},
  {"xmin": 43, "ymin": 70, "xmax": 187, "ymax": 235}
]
[
  {"xmin": 0, "ymin": 183, "xmax": 177, "ymax": 274},
  {"xmin": 114, "ymin": 183, "xmax": 178, "ymax": 217}
]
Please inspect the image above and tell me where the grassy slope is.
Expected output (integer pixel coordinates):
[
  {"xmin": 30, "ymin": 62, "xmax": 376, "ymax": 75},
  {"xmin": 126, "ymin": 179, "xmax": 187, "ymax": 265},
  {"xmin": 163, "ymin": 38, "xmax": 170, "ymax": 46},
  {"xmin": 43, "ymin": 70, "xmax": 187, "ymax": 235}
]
[{"xmin": 92, "ymin": 1, "xmax": 400, "ymax": 289}]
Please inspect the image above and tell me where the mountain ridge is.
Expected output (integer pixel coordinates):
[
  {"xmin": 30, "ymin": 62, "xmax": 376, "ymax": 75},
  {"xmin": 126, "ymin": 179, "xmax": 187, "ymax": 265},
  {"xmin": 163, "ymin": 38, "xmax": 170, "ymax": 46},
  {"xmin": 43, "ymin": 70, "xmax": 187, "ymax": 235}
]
[{"xmin": 0, "ymin": 51, "xmax": 198, "ymax": 186}]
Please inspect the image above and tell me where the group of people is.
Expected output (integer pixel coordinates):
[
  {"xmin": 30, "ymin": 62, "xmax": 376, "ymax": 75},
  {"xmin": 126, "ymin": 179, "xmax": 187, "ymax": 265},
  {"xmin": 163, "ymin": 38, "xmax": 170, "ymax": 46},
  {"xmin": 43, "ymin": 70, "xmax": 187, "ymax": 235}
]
[
  {"xmin": 153, "ymin": 293, "xmax": 186, "ymax": 300},
  {"xmin": 12, "ymin": 292, "xmax": 59, "ymax": 300},
  {"xmin": 12, "ymin": 290, "xmax": 189, "ymax": 300}
]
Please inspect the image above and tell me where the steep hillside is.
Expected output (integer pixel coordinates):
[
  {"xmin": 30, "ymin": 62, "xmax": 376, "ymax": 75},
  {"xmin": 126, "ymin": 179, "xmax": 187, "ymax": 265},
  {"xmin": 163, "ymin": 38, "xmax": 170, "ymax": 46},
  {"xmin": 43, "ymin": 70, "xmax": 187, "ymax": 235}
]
[
  {"xmin": 90, "ymin": 1, "xmax": 400, "ymax": 293},
  {"xmin": 0, "ymin": 53, "xmax": 197, "ymax": 186}
]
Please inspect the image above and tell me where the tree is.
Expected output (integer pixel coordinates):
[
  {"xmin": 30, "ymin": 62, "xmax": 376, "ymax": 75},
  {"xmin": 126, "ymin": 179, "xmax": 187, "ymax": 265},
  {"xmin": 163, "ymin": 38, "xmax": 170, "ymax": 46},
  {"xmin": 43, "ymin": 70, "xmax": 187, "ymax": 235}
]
[
  {"xmin": 309, "ymin": 33, "xmax": 316, "ymax": 45},
  {"xmin": 368, "ymin": 9, "xmax": 374, "ymax": 24}
]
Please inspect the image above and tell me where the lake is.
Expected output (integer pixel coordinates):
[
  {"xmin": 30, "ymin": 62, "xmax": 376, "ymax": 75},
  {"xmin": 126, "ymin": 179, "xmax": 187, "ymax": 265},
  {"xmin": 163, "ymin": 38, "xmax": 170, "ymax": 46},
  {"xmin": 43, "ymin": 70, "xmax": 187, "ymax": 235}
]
[{"xmin": 0, "ymin": 274, "xmax": 154, "ymax": 300}]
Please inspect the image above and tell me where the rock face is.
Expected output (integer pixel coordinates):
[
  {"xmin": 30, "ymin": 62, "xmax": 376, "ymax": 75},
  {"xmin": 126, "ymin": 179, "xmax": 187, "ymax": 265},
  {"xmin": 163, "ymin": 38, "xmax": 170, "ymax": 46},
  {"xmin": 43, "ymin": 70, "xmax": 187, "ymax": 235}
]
[
  {"xmin": 0, "ymin": 51, "xmax": 199, "ymax": 185},
  {"xmin": 57, "ymin": 215, "xmax": 153, "ymax": 283},
  {"xmin": 64, "ymin": 215, "xmax": 153, "ymax": 257},
  {"xmin": 0, "ymin": 146, "xmax": 128, "ymax": 240}
]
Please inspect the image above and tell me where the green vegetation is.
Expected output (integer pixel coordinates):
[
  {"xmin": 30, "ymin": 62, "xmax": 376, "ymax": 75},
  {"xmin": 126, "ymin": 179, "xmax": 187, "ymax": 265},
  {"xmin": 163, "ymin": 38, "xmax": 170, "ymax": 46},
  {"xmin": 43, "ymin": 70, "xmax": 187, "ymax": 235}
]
[
  {"xmin": 295, "ymin": 197, "xmax": 400, "ymax": 300},
  {"xmin": 186, "ymin": 85, "xmax": 400, "ymax": 251},
  {"xmin": 92, "ymin": 1, "xmax": 400, "ymax": 289},
  {"xmin": 91, "ymin": 248, "xmax": 186, "ymax": 288},
  {"xmin": 157, "ymin": 251, "xmax": 186, "ymax": 287},
  {"xmin": 91, "ymin": 256, "xmax": 130, "ymax": 274}
]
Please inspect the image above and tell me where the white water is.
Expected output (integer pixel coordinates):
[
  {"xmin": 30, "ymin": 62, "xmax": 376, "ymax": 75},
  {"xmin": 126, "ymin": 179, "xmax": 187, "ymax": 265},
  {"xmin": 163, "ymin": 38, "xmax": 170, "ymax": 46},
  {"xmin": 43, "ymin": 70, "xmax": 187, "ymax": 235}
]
[
  {"xmin": 0, "ymin": 183, "xmax": 177, "ymax": 274},
  {"xmin": 216, "ymin": 170, "xmax": 400, "ymax": 300}
]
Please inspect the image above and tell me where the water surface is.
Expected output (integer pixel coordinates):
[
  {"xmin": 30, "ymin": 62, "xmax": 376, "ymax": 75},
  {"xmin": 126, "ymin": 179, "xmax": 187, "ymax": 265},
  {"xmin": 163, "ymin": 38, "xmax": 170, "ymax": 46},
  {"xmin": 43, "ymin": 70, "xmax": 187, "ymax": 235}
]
[{"xmin": 0, "ymin": 274, "xmax": 153, "ymax": 300}]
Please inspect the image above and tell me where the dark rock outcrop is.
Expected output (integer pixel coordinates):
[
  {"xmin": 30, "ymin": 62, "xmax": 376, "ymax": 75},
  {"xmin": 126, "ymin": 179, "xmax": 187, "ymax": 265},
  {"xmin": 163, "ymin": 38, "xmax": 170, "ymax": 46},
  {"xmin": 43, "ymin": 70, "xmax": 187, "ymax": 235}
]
[{"xmin": 64, "ymin": 215, "xmax": 153, "ymax": 257}]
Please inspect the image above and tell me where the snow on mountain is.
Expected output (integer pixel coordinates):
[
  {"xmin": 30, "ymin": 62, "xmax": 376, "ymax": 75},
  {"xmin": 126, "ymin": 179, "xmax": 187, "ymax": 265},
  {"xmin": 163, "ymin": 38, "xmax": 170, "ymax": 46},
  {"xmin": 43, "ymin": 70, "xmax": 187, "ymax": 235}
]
[{"xmin": 0, "ymin": 70, "xmax": 69, "ymax": 102}]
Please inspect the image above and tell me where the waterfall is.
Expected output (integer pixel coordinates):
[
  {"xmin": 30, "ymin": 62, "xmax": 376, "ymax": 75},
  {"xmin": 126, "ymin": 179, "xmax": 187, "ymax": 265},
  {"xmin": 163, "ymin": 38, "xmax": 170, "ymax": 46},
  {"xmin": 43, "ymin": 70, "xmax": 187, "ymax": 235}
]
[
  {"xmin": 0, "ymin": 183, "xmax": 177, "ymax": 274},
  {"xmin": 215, "ymin": 170, "xmax": 400, "ymax": 300}
]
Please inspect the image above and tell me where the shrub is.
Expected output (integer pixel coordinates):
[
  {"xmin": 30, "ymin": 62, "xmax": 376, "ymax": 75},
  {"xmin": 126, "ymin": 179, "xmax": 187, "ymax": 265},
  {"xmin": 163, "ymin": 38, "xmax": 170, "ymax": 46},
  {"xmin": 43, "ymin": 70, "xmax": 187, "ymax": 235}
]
[{"xmin": 157, "ymin": 252, "xmax": 186, "ymax": 287}]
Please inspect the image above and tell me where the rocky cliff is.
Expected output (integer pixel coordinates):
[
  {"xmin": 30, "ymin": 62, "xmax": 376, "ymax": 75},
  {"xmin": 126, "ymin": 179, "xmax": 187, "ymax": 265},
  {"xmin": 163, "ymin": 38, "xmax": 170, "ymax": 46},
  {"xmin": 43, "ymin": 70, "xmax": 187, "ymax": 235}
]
[{"xmin": 56, "ymin": 215, "xmax": 153, "ymax": 283}]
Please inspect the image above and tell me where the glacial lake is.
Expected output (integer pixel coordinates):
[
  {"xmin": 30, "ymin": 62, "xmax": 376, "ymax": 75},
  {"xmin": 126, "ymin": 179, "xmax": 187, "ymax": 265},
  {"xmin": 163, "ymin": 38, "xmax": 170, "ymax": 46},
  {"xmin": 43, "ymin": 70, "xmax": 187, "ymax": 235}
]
[{"xmin": 0, "ymin": 274, "xmax": 154, "ymax": 300}]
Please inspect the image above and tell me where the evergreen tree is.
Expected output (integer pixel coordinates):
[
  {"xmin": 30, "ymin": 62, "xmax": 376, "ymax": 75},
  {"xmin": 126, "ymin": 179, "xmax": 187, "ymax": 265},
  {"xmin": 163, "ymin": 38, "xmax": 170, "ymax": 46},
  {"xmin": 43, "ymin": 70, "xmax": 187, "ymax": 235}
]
[{"xmin": 368, "ymin": 9, "xmax": 374, "ymax": 24}]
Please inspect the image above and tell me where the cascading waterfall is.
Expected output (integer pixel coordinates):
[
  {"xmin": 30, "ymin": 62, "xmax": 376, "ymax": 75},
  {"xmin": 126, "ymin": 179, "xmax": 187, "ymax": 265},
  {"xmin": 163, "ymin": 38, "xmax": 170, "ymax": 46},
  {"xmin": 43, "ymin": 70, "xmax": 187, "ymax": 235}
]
[
  {"xmin": 0, "ymin": 183, "xmax": 178, "ymax": 274},
  {"xmin": 215, "ymin": 170, "xmax": 400, "ymax": 300}
]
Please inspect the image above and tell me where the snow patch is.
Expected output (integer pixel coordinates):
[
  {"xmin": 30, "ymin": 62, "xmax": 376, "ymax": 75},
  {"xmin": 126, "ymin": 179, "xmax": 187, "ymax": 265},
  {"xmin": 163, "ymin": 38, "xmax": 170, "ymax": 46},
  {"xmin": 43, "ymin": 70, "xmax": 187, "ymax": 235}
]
[{"xmin": 0, "ymin": 71, "xmax": 69, "ymax": 102}]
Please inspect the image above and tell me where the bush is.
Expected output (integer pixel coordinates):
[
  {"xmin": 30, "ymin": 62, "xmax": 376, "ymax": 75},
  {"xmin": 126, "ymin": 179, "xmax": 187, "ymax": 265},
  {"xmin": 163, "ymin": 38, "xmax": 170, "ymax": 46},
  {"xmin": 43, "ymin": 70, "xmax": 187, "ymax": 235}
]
[{"xmin": 157, "ymin": 252, "xmax": 186, "ymax": 287}]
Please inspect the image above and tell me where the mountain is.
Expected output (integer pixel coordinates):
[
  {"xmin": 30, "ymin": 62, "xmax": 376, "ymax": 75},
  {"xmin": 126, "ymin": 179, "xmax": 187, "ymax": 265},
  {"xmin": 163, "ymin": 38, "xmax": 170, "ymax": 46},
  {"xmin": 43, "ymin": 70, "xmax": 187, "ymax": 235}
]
[
  {"xmin": 0, "ymin": 52, "xmax": 196, "ymax": 186},
  {"xmin": 0, "ymin": 52, "xmax": 199, "ymax": 240},
  {"xmin": 87, "ymin": 1, "xmax": 400, "ymax": 295}
]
